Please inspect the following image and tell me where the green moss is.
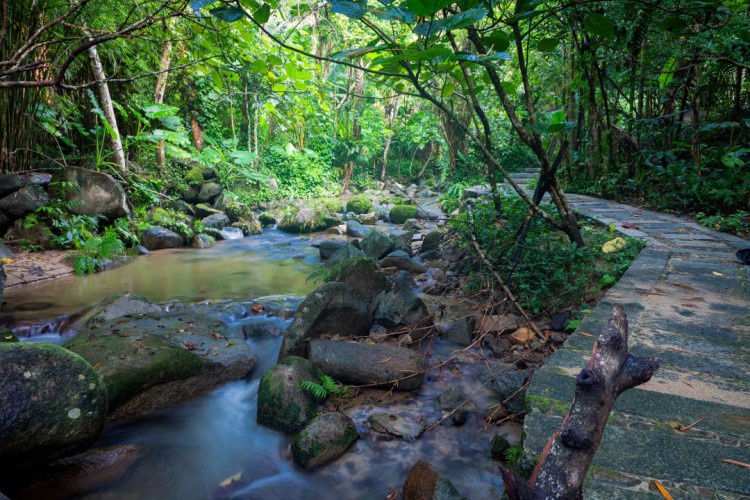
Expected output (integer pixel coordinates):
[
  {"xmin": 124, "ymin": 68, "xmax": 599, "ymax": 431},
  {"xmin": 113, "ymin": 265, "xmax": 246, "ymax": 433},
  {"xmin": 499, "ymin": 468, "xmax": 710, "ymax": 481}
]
[
  {"xmin": 257, "ymin": 360, "xmax": 317, "ymax": 433},
  {"xmin": 292, "ymin": 434, "xmax": 325, "ymax": 468},
  {"xmin": 389, "ymin": 204, "xmax": 418, "ymax": 224},
  {"xmin": 0, "ymin": 328, "xmax": 19, "ymax": 343},
  {"xmin": 526, "ymin": 394, "xmax": 571, "ymax": 415},
  {"xmin": 346, "ymin": 195, "xmax": 373, "ymax": 215},
  {"xmin": 184, "ymin": 166, "xmax": 204, "ymax": 186},
  {"xmin": 224, "ymin": 198, "xmax": 251, "ymax": 222}
]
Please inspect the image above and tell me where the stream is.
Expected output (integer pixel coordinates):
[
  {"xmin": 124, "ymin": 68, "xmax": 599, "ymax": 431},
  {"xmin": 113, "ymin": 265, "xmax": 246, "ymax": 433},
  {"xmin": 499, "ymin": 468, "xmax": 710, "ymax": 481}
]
[{"xmin": 1, "ymin": 228, "xmax": 514, "ymax": 499}]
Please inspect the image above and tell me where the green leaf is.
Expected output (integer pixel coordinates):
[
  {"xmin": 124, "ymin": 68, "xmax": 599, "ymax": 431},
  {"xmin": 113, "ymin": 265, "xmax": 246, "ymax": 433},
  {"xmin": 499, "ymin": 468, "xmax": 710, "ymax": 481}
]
[
  {"xmin": 536, "ymin": 37, "xmax": 558, "ymax": 52},
  {"xmin": 483, "ymin": 30, "xmax": 511, "ymax": 52},
  {"xmin": 403, "ymin": 0, "xmax": 453, "ymax": 17},
  {"xmin": 209, "ymin": 6, "xmax": 245, "ymax": 22},
  {"xmin": 143, "ymin": 103, "xmax": 179, "ymax": 119},
  {"xmin": 442, "ymin": 81, "xmax": 455, "ymax": 97},
  {"xmin": 330, "ymin": 44, "xmax": 393, "ymax": 59},
  {"xmin": 584, "ymin": 13, "xmax": 615, "ymax": 41},
  {"xmin": 191, "ymin": 0, "xmax": 217, "ymax": 11},
  {"xmin": 371, "ymin": 5, "xmax": 416, "ymax": 23},
  {"xmin": 413, "ymin": 8, "xmax": 487, "ymax": 37},
  {"xmin": 253, "ymin": 3, "xmax": 271, "ymax": 23},
  {"xmin": 658, "ymin": 56, "xmax": 678, "ymax": 89},
  {"xmin": 271, "ymin": 83, "xmax": 286, "ymax": 93},
  {"xmin": 293, "ymin": 80, "xmax": 308, "ymax": 91},
  {"xmin": 330, "ymin": 0, "xmax": 369, "ymax": 19}
]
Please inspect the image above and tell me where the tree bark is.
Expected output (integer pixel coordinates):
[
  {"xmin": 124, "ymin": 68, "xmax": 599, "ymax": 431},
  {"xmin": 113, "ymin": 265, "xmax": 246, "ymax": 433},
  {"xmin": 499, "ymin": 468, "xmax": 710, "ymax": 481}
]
[
  {"xmin": 503, "ymin": 305, "xmax": 659, "ymax": 499},
  {"xmin": 153, "ymin": 37, "xmax": 172, "ymax": 166},
  {"xmin": 85, "ymin": 31, "xmax": 126, "ymax": 172}
]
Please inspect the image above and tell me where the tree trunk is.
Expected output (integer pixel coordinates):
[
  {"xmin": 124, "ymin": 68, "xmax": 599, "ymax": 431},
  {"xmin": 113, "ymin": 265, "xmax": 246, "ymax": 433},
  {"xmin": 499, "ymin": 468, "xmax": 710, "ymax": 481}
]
[
  {"xmin": 153, "ymin": 38, "xmax": 172, "ymax": 166},
  {"xmin": 85, "ymin": 31, "xmax": 127, "ymax": 172},
  {"xmin": 190, "ymin": 112, "xmax": 203, "ymax": 152},
  {"xmin": 380, "ymin": 93, "xmax": 402, "ymax": 182},
  {"xmin": 503, "ymin": 305, "xmax": 659, "ymax": 499}
]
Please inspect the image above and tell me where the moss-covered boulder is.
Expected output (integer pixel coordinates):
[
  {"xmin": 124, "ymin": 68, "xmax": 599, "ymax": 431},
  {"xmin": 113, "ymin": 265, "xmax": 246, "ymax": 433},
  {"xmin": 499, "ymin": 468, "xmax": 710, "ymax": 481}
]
[
  {"xmin": 65, "ymin": 305, "xmax": 255, "ymax": 421},
  {"xmin": 360, "ymin": 229, "xmax": 393, "ymax": 260},
  {"xmin": 292, "ymin": 412, "xmax": 357, "ymax": 469},
  {"xmin": 232, "ymin": 214, "xmax": 262, "ymax": 235},
  {"xmin": 194, "ymin": 203, "xmax": 222, "ymax": 219},
  {"xmin": 141, "ymin": 226, "xmax": 183, "ymax": 250},
  {"xmin": 71, "ymin": 293, "xmax": 162, "ymax": 331},
  {"xmin": 256, "ymin": 356, "xmax": 319, "ymax": 434},
  {"xmin": 197, "ymin": 182, "xmax": 222, "ymax": 203},
  {"xmin": 0, "ymin": 342, "xmax": 107, "ymax": 468},
  {"xmin": 184, "ymin": 166, "xmax": 204, "ymax": 186},
  {"xmin": 201, "ymin": 212, "xmax": 230, "ymax": 230},
  {"xmin": 389, "ymin": 205, "xmax": 418, "ymax": 224},
  {"xmin": 332, "ymin": 257, "xmax": 388, "ymax": 301},
  {"xmin": 346, "ymin": 195, "xmax": 373, "ymax": 215},
  {"xmin": 222, "ymin": 198, "xmax": 251, "ymax": 223},
  {"xmin": 278, "ymin": 206, "xmax": 340, "ymax": 234},
  {"xmin": 191, "ymin": 233, "xmax": 215, "ymax": 248}
]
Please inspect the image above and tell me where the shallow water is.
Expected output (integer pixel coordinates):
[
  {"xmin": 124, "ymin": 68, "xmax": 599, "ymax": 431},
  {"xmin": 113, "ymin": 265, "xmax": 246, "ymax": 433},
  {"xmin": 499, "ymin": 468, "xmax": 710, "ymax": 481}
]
[{"xmin": 5, "ymin": 228, "xmax": 515, "ymax": 499}]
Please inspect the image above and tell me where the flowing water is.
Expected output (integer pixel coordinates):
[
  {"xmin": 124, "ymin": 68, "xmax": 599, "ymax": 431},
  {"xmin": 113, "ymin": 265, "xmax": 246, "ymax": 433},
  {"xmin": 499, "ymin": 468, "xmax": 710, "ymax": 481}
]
[{"xmin": 2, "ymin": 228, "xmax": 515, "ymax": 499}]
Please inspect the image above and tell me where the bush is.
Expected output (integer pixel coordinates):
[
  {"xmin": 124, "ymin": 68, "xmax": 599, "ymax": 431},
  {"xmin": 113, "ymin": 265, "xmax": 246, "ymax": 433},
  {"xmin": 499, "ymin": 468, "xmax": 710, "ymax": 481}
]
[
  {"xmin": 262, "ymin": 144, "xmax": 339, "ymax": 200},
  {"xmin": 389, "ymin": 204, "xmax": 418, "ymax": 224},
  {"xmin": 346, "ymin": 195, "xmax": 373, "ymax": 214}
]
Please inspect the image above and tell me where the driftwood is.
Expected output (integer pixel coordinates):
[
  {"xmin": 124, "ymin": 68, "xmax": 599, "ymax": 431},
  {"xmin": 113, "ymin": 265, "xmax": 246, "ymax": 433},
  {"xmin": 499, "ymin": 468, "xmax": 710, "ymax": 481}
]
[{"xmin": 503, "ymin": 305, "xmax": 660, "ymax": 499}]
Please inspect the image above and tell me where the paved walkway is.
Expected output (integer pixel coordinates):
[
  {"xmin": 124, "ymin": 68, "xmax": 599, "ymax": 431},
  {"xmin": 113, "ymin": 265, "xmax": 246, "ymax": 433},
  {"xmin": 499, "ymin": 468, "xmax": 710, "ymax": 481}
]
[{"xmin": 523, "ymin": 194, "xmax": 750, "ymax": 498}]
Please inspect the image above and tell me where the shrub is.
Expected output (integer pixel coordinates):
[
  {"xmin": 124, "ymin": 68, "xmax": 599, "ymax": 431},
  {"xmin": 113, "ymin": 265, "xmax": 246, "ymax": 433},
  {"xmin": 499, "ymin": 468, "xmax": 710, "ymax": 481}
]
[{"xmin": 346, "ymin": 195, "xmax": 373, "ymax": 214}]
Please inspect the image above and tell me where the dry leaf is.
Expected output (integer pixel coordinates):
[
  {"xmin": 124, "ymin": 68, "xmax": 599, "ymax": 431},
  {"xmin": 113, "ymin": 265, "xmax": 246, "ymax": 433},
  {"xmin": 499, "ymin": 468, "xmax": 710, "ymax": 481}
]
[
  {"xmin": 1, "ymin": 258, "xmax": 14, "ymax": 264},
  {"xmin": 722, "ymin": 458, "xmax": 750, "ymax": 469},
  {"xmin": 670, "ymin": 283, "xmax": 696, "ymax": 291},
  {"xmin": 712, "ymin": 271, "xmax": 724, "ymax": 277},
  {"xmin": 652, "ymin": 480, "xmax": 673, "ymax": 500},
  {"xmin": 219, "ymin": 471, "xmax": 242, "ymax": 487},
  {"xmin": 602, "ymin": 237, "xmax": 627, "ymax": 254}
]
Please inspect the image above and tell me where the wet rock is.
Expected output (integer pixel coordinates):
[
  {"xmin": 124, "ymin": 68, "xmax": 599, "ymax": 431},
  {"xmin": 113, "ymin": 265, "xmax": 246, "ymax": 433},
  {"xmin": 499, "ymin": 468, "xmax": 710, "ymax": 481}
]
[
  {"xmin": 232, "ymin": 214, "xmax": 262, "ymax": 235},
  {"xmin": 72, "ymin": 292, "xmax": 162, "ymax": 330},
  {"xmin": 196, "ymin": 182, "xmax": 222, "ymax": 203},
  {"xmin": 201, "ymin": 212, "xmax": 230, "ymax": 230},
  {"xmin": 219, "ymin": 227, "xmax": 243, "ymax": 240},
  {"xmin": 292, "ymin": 412, "xmax": 357, "ymax": 469},
  {"xmin": 390, "ymin": 205, "xmax": 418, "ymax": 224},
  {"xmin": 436, "ymin": 387, "xmax": 477, "ymax": 426},
  {"xmin": 194, "ymin": 203, "xmax": 222, "ymax": 218},
  {"xmin": 191, "ymin": 233, "xmax": 215, "ymax": 248},
  {"xmin": 164, "ymin": 199, "xmax": 195, "ymax": 216},
  {"xmin": 66, "ymin": 308, "xmax": 256, "ymax": 421},
  {"xmin": 550, "ymin": 331, "xmax": 566, "ymax": 343},
  {"xmin": 319, "ymin": 240, "xmax": 345, "ymax": 260},
  {"xmin": 346, "ymin": 220, "xmax": 373, "ymax": 238},
  {"xmin": 373, "ymin": 271, "xmax": 430, "ymax": 330},
  {"xmin": 403, "ymin": 460, "xmax": 465, "ymax": 500},
  {"xmin": 332, "ymin": 257, "xmax": 388, "ymax": 301},
  {"xmin": 278, "ymin": 207, "xmax": 339, "ymax": 234},
  {"xmin": 358, "ymin": 212, "xmax": 379, "ymax": 225},
  {"xmin": 279, "ymin": 282, "xmax": 372, "ymax": 358},
  {"xmin": 481, "ymin": 362, "xmax": 529, "ymax": 414},
  {"xmin": 140, "ymin": 226, "xmax": 183, "ymax": 250},
  {"xmin": 482, "ymin": 334, "xmax": 510, "ymax": 356},
  {"xmin": 550, "ymin": 312, "xmax": 571, "ymax": 332},
  {"xmin": 473, "ymin": 315, "xmax": 517, "ymax": 336},
  {"xmin": 369, "ymin": 412, "xmax": 425, "ymax": 440},
  {"xmin": 56, "ymin": 167, "xmax": 131, "ymax": 220},
  {"xmin": 327, "ymin": 243, "xmax": 366, "ymax": 268},
  {"xmin": 257, "ymin": 356, "xmax": 318, "ymax": 433},
  {"xmin": 490, "ymin": 435, "xmax": 510, "ymax": 460},
  {"xmin": 403, "ymin": 219, "xmax": 422, "ymax": 231},
  {"xmin": 241, "ymin": 320, "xmax": 282, "ymax": 339},
  {"xmin": 360, "ymin": 229, "xmax": 393, "ymax": 259},
  {"xmin": 0, "ymin": 342, "xmax": 107, "ymax": 468},
  {"xmin": 380, "ymin": 251, "xmax": 427, "ymax": 274},
  {"xmin": 0, "ymin": 174, "xmax": 28, "ymax": 197},
  {"xmin": 436, "ymin": 318, "xmax": 474, "ymax": 346},
  {"xmin": 346, "ymin": 194, "xmax": 373, "ymax": 215},
  {"xmin": 0, "ymin": 185, "xmax": 49, "ymax": 217},
  {"xmin": 259, "ymin": 212, "xmax": 276, "ymax": 226},
  {"xmin": 307, "ymin": 340, "xmax": 425, "ymax": 391},
  {"xmin": 136, "ymin": 245, "xmax": 149, "ymax": 255},
  {"xmin": 389, "ymin": 232, "xmax": 413, "ymax": 254},
  {"xmin": 421, "ymin": 231, "xmax": 441, "ymax": 254}
]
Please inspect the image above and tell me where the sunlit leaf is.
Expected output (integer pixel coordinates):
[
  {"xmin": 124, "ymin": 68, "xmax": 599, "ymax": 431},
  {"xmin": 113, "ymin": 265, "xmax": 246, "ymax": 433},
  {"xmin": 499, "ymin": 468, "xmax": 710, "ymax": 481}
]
[
  {"xmin": 442, "ymin": 82, "xmax": 455, "ymax": 97},
  {"xmin": 413, "ymin": 8, "xmax": 487, "ymax": 37},
  {"xmin": 254, "ymin": 3, "xmax": 271, "ymax": 23},
  {"xmin": 271, "ymin": 83, "xmax": 287, "ymax": 93},
  {"xmin": 658, "ymin": 56, "xmax": 678, "ymax": 89}
]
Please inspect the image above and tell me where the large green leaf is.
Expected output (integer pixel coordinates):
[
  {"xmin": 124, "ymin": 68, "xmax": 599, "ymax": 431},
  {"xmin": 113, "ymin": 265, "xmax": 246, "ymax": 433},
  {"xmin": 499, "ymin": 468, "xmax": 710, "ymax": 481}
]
[
  {"xmin": 658, "ymin": 55, "xmax": 677, "ymax": 89},
  {"xmin": 372, "ymin": 45, "xmax": 452, "ymax": 65},
  {"xmin": 483, "ymin": 30, "xmax": 510, "ymax": 52},
  {"xmin": 584, "ymin": 13, "xmax": 615, "ymax": 41},
  {"xmin": 536, "ymin": 37, "xmax": 558, "ymax": 52},
  {"xmin": 403, "ymin": 0, "xmax": 454, "ymax": 17},
  {"xmin": 330, "ymin": 0, "xmax": 369, "ymax": 19},
  {"xmin": 191, "ymin": 0, "xmax": 217, "ymax": 11},
  {"xmin": 143, "ymin": 103, "xmax": 180, "ymax": 119},
  {"xmin": 413, "ymin": 8, "xmax": 487, "ymax": 36},
  {"xmin": 209, "ymin": 6, "xmax": 245, "ymax": 22},
  {"xmin": 254, "ymin": 3, "xmax": 271, "ymax": 23},
  {"xmin": 371, "ymin": 4, "xmax": 416, "ymax": 23}
]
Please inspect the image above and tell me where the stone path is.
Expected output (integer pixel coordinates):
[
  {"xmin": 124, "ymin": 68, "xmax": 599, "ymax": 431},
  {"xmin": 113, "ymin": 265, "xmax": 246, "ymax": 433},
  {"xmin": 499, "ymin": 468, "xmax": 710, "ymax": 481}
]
[
  {"xmin": 521, "ymin": 194, "xmax": 750, "ymax": 498},
  {"xmin": 3, "ymin": 249, "xmax": 74, "ymax": 288}
]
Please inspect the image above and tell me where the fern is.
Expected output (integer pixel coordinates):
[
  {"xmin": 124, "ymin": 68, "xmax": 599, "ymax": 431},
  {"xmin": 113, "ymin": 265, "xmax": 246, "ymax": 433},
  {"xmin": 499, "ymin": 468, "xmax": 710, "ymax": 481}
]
[
  {"xmin": 300, "ymin": 374, "xmax": 350, "ymax": 403},
  {"xmin": 300, "ymin": 379, "xmax": 329, "ymax": 401}
]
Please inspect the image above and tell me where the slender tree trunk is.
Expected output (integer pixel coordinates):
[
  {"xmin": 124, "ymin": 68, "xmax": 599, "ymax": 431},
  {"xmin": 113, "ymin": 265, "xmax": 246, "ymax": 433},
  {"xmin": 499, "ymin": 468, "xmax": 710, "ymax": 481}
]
[
  {"xmin": 190, "ymin": 112, "xmax": 203, "ymax": 152},
  {"xmin": 85, "ymin": 30, "xmax": 126, "ymax": 172},
  {"xmin": 381, "ymin": 93, "xmax": 402, "ymax": 182},
  {"xmin": 253, "ymin": 92, "xmax": 259, "ymax": 168},
  {"xmin": 153, "ymin": 38, "xmax": 172, "ymax": 166},
  {"xmin": 243, "ymin": 81, "xmax": 251, "ymax": 152}
]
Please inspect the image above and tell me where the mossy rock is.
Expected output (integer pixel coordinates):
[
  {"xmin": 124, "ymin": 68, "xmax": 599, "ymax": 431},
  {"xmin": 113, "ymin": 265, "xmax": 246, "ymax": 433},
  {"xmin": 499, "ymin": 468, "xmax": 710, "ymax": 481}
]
[
  {"xmin": 0, "ymin": 342, "xmax": 108, "ymax": 468},
  {"xmin": 0, "ymin": 328, "xmax": 18, "ymax": 343},
  {"xmin": 346, "ymin": 195, "xmax": 373, "ymax": 215},
  {"xmin": 259, "ymin": 212, "xmax": 276, "ymax": 226},
  {"xmin": 184, "ymin": 167, "xmax": 204, "ymax": 186},
  {"xmin": 278, "ymin": 206, "xmax": 340, "ymax": 234},
  {"xmin": 232, "ymin": 214, "xmax": 262, "ymax": 235},
  {"xmin": 71, "ymin": 292, "xmax": 161, "ymax": 331},
  {"xmin": 191, "ymin": 233, "xmax": 216, "ymax": 248},
  {"xmin": 292, "ymin": 412, "xmax": 357, "ymax": 469},
  {"xmin": 389, "ymin": 204, "xmax": 418, "ymax": 224},
  {"xmin": 256, "ymin": 356, "xmax": 319, "ymax": 433},
  {"xmin": 223, "ymin": 199, "xmax": 251, "ymax": 223},
  {"xmin": 332, "ymin": 257, "xmax": 387, "ymax": 301}
]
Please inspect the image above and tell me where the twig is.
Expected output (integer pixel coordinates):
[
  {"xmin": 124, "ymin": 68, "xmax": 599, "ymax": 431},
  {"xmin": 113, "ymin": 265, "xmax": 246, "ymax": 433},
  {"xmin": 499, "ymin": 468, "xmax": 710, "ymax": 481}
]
[{"xmin": 722, "ymin": 459, "xmax": 750, "ymax": 469}]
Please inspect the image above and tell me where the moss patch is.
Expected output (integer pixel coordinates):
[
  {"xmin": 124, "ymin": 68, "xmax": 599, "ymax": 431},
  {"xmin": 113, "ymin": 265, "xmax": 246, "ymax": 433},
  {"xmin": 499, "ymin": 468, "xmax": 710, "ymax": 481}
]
[
  {"xmin": 346, "ymin": 195, "xmax": 373, "ymax": 215},
  {"xmin": 389, "ymin": 204, "xmax": 418, "ymax": 224}
]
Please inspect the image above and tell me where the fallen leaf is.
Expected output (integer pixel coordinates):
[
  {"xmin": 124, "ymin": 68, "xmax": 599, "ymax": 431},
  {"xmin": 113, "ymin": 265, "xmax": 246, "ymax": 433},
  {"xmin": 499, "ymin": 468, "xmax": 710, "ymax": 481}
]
[
  {"xmin": 722, "ymin": 458, "xmax": 750, "ymax": 469},
  {"xmin": 602, "ymin": 237, "xmax": 627, "ymax": 254},
  {"xmin": 578, "ymin": 331, "xmax": 596, "ymax": 338},
  {"xmin": 622, "ymin": 222, "xmax": 640, "ymax": 230},
  {"xmin": 670, "ymin": 283, "xmax": 695, "ymax": 291},
  {"xmin": 652, "ymin": 480, "xmax": 673, "ymax": 500},
  {"xmin": 180, "ymin": 340, "xmax": 199, "ymax": 350},
  {"xmin": 712, "ymin": 271, "xmax": 724, "ymax": 277},
  {"xmin": 225, "ymin": 341, "xmax": 235, "ymax": 347},
  {"xmin": 251, "ymin": 303, "xmax": 264, "ymax": 314},
  {"xmin": 1, "ymin": 258, "xmax": 13, "ymax": 264},
  {"xmin": 219, "ymin": 471, "xmax": 242, "ymax": 487},
  {"xmin": 677, "ymin": 417, "xmax": 704, "ymax": 431}
]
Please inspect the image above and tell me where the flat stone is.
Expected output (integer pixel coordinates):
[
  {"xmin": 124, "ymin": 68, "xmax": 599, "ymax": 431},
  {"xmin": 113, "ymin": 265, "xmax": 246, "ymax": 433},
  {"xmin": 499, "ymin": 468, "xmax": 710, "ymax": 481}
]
[{"xmin": 369, "ymin": 412, "xmax": 425, "ymax": 440}]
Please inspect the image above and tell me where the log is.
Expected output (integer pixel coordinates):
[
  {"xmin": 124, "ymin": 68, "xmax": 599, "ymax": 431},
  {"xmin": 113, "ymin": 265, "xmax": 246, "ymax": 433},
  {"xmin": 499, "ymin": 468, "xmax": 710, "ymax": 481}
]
[{"xmin": 503, "ymin": 305, "xmax": 659, "ymax": 499}]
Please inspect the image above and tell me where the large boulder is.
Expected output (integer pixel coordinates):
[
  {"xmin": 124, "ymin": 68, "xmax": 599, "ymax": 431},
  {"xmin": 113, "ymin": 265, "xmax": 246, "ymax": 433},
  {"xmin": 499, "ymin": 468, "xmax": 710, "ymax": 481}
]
[
  {"xmin": 279, "ymin": 282, "xmax": 372, "ymax": 358},
  {"xmin": 374, "ymin": 271, "xmax": 430, "ymax": 329},
  {"xmin": 194, "ymin": 203, "xmax": 222, "ymax": 219},
  {"xmin": 345, "ymin": 220, "xmax": 373, "ymax": 238},
  {"xmin": 218, "ymin": 227, "xmax": 243, "ymax": 240},
  {"xmin": 346, "ymin": 194, "xmax": 373, "ymax": 215},
  {"xmin": 0, "ymin": 343, "xmax": 108, "ymax": 468},
  {"xmin": 0, "ymin": 185, "xmax": 49, "ymax": 217},
  {"xmin": 292, "ymin": 412, "xmax": 357, "ymax": 469},
  {"xmin": 421, "ymin": 231, "xmax": 441, "ymax": 255},
  {"xmin": 71, "ymin": 292, "xmax": 162, "ymax": 331},
  {"xmin": 307, "ymin": 340, "xmax": 426, "ymax": 391},
  {"xmin": 257, "ymin": 356, "xmax": 318, "ymax": 433},
  {"xmin": 65, "ymin": 307, "xmax": 256, "ymax": 421},
  {"xmin": 278, "ymin": 207, "xmax": 339, "ymax": 234},
  {"xmin": 57, "ymin": 167, "xmax": 131, "ymax": 220},
  {"xmin": 380, "ymin": 251, "xmax": 427, "ymax": 274},
  {"xmin": 201, "ymin": 212, "xmax": 230, "ymax": 230},
  {"xmin": 319, "ymin": 240, "xmax": 346, "ymax": 260},
  {"xmin": 0, "ymin": 173, "xmax": 51, "ymax": 197},
  {"xmin": 403, "ymin": 460, "xmax": 465, "ymax": 500},
  {"xmin": 360, "ymin": 230, "xmax": 393, "ymax": 260},
  {"xmin": 332, "ymin": 257, "xmax": 388, "ymax": 301},
  {"xmin": 140, "ymin": 226, "xmax": 183, "ymax": 250},
  {"xmin": 327, "ymin": 243, "xmax": 366, "ymax": 268},
  {"xmin": 389, "ymin": 205, "xmax": 418, "ymax": 224},
  {"xmin": 197, "ymin": 182, "xmax": 222, "ymax": 203}
]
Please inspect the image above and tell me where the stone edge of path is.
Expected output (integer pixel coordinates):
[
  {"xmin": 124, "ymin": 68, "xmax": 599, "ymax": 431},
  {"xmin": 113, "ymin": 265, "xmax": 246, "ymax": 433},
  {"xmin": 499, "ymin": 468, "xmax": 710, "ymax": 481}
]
[{"xmin": 522, "ymin": 193, "xmax": 750, "ymax": 499}]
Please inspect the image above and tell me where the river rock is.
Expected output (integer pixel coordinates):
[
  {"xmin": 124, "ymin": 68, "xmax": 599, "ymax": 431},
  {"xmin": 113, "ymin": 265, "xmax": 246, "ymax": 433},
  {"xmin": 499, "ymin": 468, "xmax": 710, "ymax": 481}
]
[
  {"xmin": 219, "ymin": 227, "xmax": 243, "ymax": 240},
  {"xmin": 278, "ymin": 207, "xmax": 339, "ymax": 234},
  {"xmin": 403, "ymin": 219, "xmax": 421, "ymax": 231},
  {"xmin": 380, "ymin": 251, "xmax": 427, "ymax": 274},
  {"xmin": 257, "ymin": 356, "xmax": 318, "ymax": 433},
  {"xmin": 389, "ymin": 231, "xmax": 413, "ymax": 254},
  {"xmin": 191, "ymin": 233, "xmax": 215, "ymax": 248},
  {"xmin": 65, "ymin": 310, "xmax": 256, "ymax": 421},
  {"xmin": 0, "ymin": 185, "xmax": 49, "ymax": 217},
  {"xmin": 369, "ymin": 412, "xmax": 425, "ymax": 440},
  {"xmin": 319, "ymin": 240, "xmax": 345, "ymax": 260},
  {"xmin": 57, "ymin": 167, "xmax": 131, "ymax": 220},
  {"xmin": 360, "ymin": 230, "xmax": 393, "ymax": 260},
  {"xmin": 194, "ymin": 203, "xmax": 222, "ymax": 218},
  {"xmin": 389, "ymin": 205, "xmax": 418, "ymax": 224},
  {"xmin": 0, "ymin": 174, "xmax": 27, "ymax": 197},
  {"xmin": 346, "ymin": 220, "xmax": 373, "ymax": 238},
  {"xmin": 481, "ymin": 362, "xmax": 529, "ymax": 414},
  {"xmin": 436, "ymin": 387, "xmax": 477, "ymax": 426},
  {"xmin": 232, "ymin": 214, "xmax": 262, "ymax": 235},
  {"xmin": 140, "ymin": 226, "xmax": 183, "ymax": 250},
  {"xmin": 71, "ymin": 293, "xmax": 162, "ymax": 331},
  {"xmin": 358, "ymin": 212, "xmax": 379, "ymax": 225},
  {"xmin": 332, "ymin": 257, "xmax": 388, "ymax": 301},
  {"xmin": 373, "ymin": 271, "xmax": 430, "ymax": 330},
  {"xmin": 0, "ymin": 343, "xmax": 108, "ymax": 468},
  {"xmin": 421, "ymin": 231, "xmax": 441, "ymax": 255},
  {"xmin": 307, "ymin": 340, "xmax": 425, "ymax": 391},
  {"xmin": 241, "ymin": 320, "xmax": 282, "ymax": 339},
  {"xmin": 490, "ymin": 435, "xmax": 510, "ymax": 461},
  {"xmin": 436, "ymin": 318, "xmax": 474, "ymax": 346},
  {"xmin": 292, "ymin": 412, "xmax": 357, "ymax": 469},
  {"xmin": 279, "ymin": 282, "xmax": 372, "ymax": 358},
  {"xmin": 201, "ymin": 212, "xmax": 230, "ymax": 230},
  {"xmin": 509, "ymin": 326, "xmax": 534, "ymax": 345},
  {"xmin": 403, "ymin": 460, "xmax": 464, "ymax": 500},
  {"xmin": 197, "ymin": 182, "xmax": 222, "ymax": 203},
  {"xmin": 327, "ymin": 243, "xmax": 366, "ymax": 267}
]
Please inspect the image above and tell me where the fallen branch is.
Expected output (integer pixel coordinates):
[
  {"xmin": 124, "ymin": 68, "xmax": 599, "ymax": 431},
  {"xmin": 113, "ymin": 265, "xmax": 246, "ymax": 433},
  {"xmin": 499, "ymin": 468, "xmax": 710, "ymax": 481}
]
[{"xmin": 503, "ymin": 305, "xmax": 660, "ymax": 499}]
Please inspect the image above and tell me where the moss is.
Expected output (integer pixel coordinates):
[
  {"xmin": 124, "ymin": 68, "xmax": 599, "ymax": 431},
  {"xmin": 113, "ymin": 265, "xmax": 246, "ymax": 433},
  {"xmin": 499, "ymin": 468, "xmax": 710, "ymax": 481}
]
[
  {"xmin": 184, "ymin": 166, "xmax": 204, "ymax": 186},
  {"xmin": 224, "ymin": 198, "xmax": 251, "ymax": 222},
  {"xmin": 389, "ymin": 204, "xmax": 418, "ymax": 224},
  {"xmin": 526, "ymin": 394, "xmax": 571, "ymax": 415},
  {"xmin": 257, "ymin": 361, "xmax": 317, "ymax": 433},
  {"xmin": 320, "ymin": 198, "xmax": 344, "ymax": 214},
  {"xmin": 346, "ymin": 195, "xmax": 373, "ymax": 215},
  {"xmin": 292, "ymin": 434, "xmax": 325, "ymax": 468}
]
